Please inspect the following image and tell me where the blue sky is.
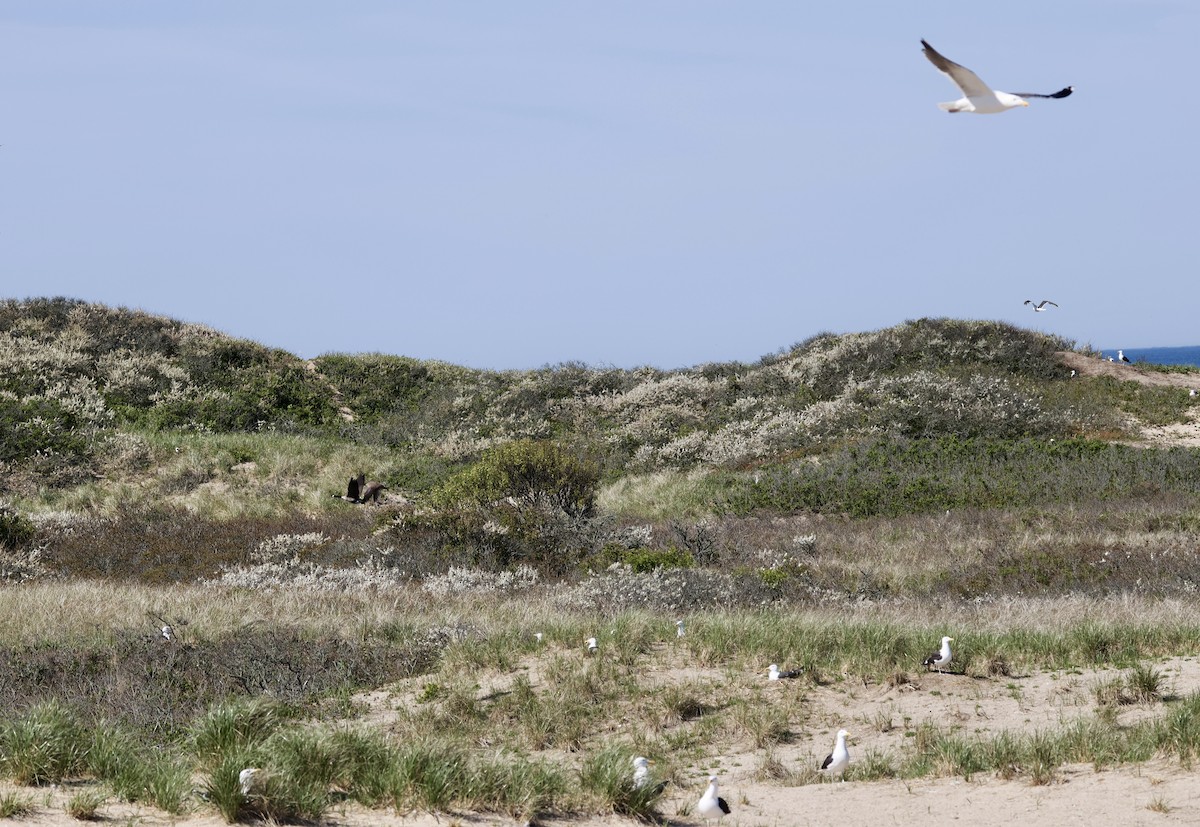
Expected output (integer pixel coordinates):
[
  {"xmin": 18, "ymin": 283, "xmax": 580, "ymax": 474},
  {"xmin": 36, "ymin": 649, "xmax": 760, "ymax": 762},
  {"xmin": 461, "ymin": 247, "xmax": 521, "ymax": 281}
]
[{"xmin": 3, "ymin": 2, "xmax": 1198, "ymax": 369}]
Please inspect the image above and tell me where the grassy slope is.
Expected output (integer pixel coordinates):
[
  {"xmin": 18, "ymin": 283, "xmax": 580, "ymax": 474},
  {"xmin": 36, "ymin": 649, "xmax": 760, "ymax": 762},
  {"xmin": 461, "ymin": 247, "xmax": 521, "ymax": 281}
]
[{"xmin": 4, "ymin": 299, "xmax": 1200, "ymax": 822}]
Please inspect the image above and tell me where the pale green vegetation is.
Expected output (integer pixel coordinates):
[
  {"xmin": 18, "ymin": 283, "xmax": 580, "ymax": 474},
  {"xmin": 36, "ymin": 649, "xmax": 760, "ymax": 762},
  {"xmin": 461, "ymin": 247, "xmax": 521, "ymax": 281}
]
[{"xmin": 3, "ymin": 298, "xmax": 1200, "ymax": 821}]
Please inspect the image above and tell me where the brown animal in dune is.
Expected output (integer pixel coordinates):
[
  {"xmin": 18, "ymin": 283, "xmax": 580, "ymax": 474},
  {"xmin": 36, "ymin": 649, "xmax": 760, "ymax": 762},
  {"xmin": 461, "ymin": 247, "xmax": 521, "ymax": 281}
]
[{"xmin": 334, "ymin": 473, "xmax": 388, "ymax": 505}]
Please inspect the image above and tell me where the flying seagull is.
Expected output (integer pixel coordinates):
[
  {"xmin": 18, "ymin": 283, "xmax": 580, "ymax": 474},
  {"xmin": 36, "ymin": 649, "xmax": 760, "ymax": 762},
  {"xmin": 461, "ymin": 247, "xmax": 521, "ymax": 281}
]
[
  {"xmin": 821, "ymin": 729, "xmax": 850, "ymax": 780},
  {"xmin": 923, "ymin": 635, "xmax": 954, "ymax": 672},
  {"xmin": 922, "ymin": 40, "xmax": 1073, "ymax": 114},
  {"xmin": 1024, "ymin": 300, "xmax": 1058, "ymax": 312},
  {"xmin": 768, "ymin": 663, "xmax": 803, "ymax": 681},
  {"xmin": 697, "ymin": 775, "xmax": 731, "ymax": 823}
]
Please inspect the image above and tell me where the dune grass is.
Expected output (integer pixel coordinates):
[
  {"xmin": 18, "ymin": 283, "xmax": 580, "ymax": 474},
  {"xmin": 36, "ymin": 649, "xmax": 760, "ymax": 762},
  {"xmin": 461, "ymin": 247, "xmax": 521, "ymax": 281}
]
[{"xmin": 6, "ymin": 594, "xmax": 1200, "ymax": 821}]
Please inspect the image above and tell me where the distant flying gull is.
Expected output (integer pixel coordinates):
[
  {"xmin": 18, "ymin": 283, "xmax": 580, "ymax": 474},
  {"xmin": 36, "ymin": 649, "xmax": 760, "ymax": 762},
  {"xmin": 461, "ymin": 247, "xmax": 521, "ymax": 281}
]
[
  {"xmin": 1024, "ymin": 300, "xmax": 1058, "ymax": 312},
  {"xmin": 697, "ymin": 775, "xmax": 731, "ymax": 823},
  {"xmin": 768, "ymin": 664, "xmax": 803, "ymax": 681},
  {"xmin": 675, "ymin": 619, "xmax": 686, "ymax": 638},
  {"xmin": 1119, "ymin": 350, "xmax": 1131, "ymax": 363},
  {"xmin": 821, "ymin": 730, "xmax": 850, "ymax": 780},
  {"xmin": 922, "ymin": 636, "xmax": 954, "ymax": 672},
  {"xmin": 922, "ymin": 40, "xmax": 1073, "ymax": 114}
]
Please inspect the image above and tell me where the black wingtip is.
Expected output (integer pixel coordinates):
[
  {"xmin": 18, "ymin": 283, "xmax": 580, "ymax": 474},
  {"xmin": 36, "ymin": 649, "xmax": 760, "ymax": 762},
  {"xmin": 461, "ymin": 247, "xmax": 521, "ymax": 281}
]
[{"xmin": 1053, "ymin": 86, "xmax": 1075, "ymax": 98}]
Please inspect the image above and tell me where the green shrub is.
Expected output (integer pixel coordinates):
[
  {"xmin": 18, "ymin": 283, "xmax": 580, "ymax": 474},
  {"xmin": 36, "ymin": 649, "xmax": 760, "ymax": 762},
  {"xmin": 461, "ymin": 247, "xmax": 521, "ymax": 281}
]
[
  {"xmin": 392, "ymin": 439, "xmax": 603, "ymax": 573},
  {"xmin": 433, "ymin": 439, "xmax": 600, "ymax": 519},
  {"xmin": 714, "ymin": 437, "xmax": 1200, "ymax": 518},
  {"xmin": 0, "ymin": 508, "xmax": 35, "ymax": 549},
  {"xmin": 0, "ymin": 398, "xmax": 91, "ymax": 464},
  {"xmin": 620, "ymin": 546, "xmax": 694, "ymax": 573}
]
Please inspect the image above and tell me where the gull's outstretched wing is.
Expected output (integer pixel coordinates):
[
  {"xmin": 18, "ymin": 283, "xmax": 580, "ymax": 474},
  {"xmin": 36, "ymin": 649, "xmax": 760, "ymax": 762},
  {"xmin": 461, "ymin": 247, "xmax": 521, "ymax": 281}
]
[
  {"xmin": 1011, "ymin": 86, "xmax": 1074, "ymax": 99},
  {"xmin": 921, "ymin": 39, "xmax": 993, "ymax": 97}
]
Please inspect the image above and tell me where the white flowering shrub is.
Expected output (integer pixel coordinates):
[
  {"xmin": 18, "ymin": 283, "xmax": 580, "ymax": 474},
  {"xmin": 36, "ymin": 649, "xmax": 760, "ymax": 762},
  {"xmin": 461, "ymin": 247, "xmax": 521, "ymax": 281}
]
[
  {"xmin": 250, "ymin": 532, "xmax": 331, "ymax": 564},
  {"xmin": 210, "ymin": 555, "xmax": 410, "ymax": 592},
  {"xmin": 420, "ymin": 564, "xmax": 540, "ymax": 596}
]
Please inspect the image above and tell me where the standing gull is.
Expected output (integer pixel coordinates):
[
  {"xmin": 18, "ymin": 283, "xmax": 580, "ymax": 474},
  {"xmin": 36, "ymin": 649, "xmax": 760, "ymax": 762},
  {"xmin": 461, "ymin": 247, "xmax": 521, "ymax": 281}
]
[
  {"xmin": 675, "ymin": 619, "xmax": 686, "ymax": 638},
  {"xmin": 239, "ymin": 767, "xmax": 264, "ymax": 795},
  {"xmin": 696, "ymin": 775, "xmax": 731, "ymax": 823},
  {"xmin": 1119, "ymin": 350, "xmax": 1132, "ymax": 363},
  {"xmin": 585, "ymin": 637, "xmax": 598, "ymax": 655},
  {"xmin": 922, "ymin": 40, "xmax": 1073, "ymax": 114},
  {"xmin": 632, "ymin": 757, "xmax": 667, "ymax": 795},
  {"xmin": 632, "ymin": 756, "xmax": 652, "ymax": 788},
  {"xmin": 768, "ymin": 664, "xmax": 803, "ymax": 681},
  {"xmin": 922, "ymin": 636, "xmax": 954, "ymax": 673},
  {"xmin": 1024, "ymin": 300, "xmax": 1058, "ymax": 312},
  {"xmin": 821, "ymin": 730, "xmax": 850, "ymax": 780}
]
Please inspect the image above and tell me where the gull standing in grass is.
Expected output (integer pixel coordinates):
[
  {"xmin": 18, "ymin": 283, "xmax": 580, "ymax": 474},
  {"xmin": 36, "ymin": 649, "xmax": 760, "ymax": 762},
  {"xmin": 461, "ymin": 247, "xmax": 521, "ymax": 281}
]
[
  {"xmin": 534, "ymin": 632, "xmax": 543, "ymax": 644},
  {"xmin": 921, "ymin": 40, "xmax": 1073, "ymax": 114},
  {"xmin": 632, "ymin": 756, "xmax": 667, "ymax": 794},
  {"xmin": 768, "ymin": 663, "xmax": 803, "ymax": 681},
  {"xmin": 585, "ymin": 637, "xmax": 598, "ymax": 655},
  {"xmin": 821, "ymin": 730, "xmax": 850, "ymax": 780},
  {"xmin": 160, "ymin": 624, "xmax": 173, "ymax": 641},
  {"xmin": 632, "ymin": 756, "xmax": 652, "ymax": 788},
  {"xmin": 239, "ymin": 768, "xmax": 263, "ymax": 795},
  {"xmin": 675, "ymin": 619, "xmax": 686, "ymax": 638},
  {"xmin": 923, "ymin": 636, "xmax": 954, "ymax": 673},
  {"xmin": 696, "ymin": 775, "xmax": 730, "ymax": 823}
]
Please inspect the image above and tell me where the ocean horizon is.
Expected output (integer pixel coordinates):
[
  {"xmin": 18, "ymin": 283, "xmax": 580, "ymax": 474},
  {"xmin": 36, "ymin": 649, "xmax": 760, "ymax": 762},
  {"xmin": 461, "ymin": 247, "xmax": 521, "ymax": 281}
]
[{"xmin": 1098, "ymin": 345, "xmax": 1200, "ymax": 368}]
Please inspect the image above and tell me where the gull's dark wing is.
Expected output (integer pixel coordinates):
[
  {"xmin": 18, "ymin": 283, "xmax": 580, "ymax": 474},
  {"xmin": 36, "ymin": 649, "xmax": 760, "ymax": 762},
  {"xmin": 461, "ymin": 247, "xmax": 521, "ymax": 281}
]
[{"xmin": 1012, "ymin": 86, "xmax": 1074, "ymax": 99}]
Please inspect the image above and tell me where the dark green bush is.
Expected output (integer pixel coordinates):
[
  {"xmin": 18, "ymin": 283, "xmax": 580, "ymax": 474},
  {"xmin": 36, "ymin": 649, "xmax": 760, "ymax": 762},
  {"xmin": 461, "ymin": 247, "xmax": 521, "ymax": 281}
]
[
  {"xmin": 388, "ymin": 440, "xmax": 603, "ymax": 573},
  {"xmin": 312, "ymin": 353, "xmax": 434, "ymax": 422},
  {"xmin": 714, "ymin": 437, "xmax": 1200, "ymax": 518},
  {"xmin": 433, "ymin": 439, "xmax": 600, "ymax": 519},
  {"xmin": 0, "ymin": 398, "xmax": 90, "ymax": 464},
  {"xmin": 0, "ymin": 509, "xmax": 35, "ymax": 549},
  {"xmin": 620, "ymin": 546, "xmax": 694, "ymax": 573}
]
